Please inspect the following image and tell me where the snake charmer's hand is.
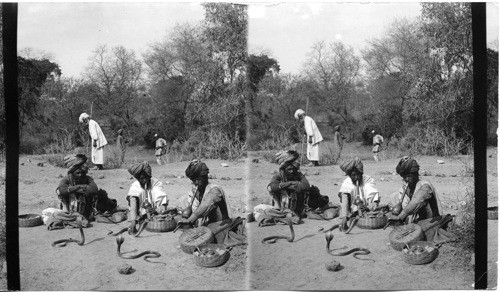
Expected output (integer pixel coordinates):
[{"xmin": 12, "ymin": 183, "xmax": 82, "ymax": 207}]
[
  {"xmin": 308, "ymin": 137, "xmax": 313, "ymax": 144},
  {"xmin": 93, "ymin": 140, "xmax": 97, "ymax": 148}
]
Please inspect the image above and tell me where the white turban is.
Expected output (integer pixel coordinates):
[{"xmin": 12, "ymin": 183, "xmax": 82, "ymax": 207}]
[
  {"xmin": 79, "ymin": 113, "xmax": 90, "ymax": 123},
  {"xmin": 294, "ymin": 109, "xmax": 305, "ymax": 120}
]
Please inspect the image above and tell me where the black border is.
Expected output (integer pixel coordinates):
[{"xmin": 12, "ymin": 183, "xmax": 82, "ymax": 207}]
[
  {"xmin": 2, "ymin": 3, "xmax": 20, "ymax": 291},
  {"xmin": 471, "ymin": 2, "xmax": 488, "ymax": 290}
]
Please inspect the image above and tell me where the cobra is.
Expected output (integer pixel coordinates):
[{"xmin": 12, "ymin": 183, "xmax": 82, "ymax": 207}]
[
  {"xmin": 325, "ymin": 231, "xmax": 374, "ymax": 262},
  {"xmin": 261, "ymin": 217, "xmax": 295, "ymax": 244},
  {"xmin": 115, "ymin": 234, "xmax": 165, "ymax": 265},
  {"xmin": 52, "ymin": 218, "xmax": 85, "ymax": 247}
]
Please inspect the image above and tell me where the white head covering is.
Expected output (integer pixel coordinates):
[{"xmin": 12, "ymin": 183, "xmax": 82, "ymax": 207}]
[
  {"xmin": 372, "ymin": 130, "xmax": 375, "ymax": 134},
  {"xmin": 294, "ymin": 109, "xmax": 305, "ymax": 120},
  {"xmin": 154, "ymin": 133, "xmax": 158, "ymax": 138},
  {"xmin": 79, "ymin": 113, "xmax": 90, "ymax": 123}
]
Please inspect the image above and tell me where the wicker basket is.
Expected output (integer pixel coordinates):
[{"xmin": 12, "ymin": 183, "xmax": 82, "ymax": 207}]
[
  {"xmin": 179, "ymin": 227, "xmax": 215, "ymax": 254},
  {"xmin": 487, "ymin": 206, "xmax": 498, "ymax": 220},
  {"xmin": 401, "ymin": 241, "xmax": 439, "ymax": 265},
  {"xmin": 146, "ymin": 216, "xmax": 177, "ymax": 232},
  {"xmin": 193, "ymin": 243, "xmax": 231, "ymax": 268},
  {"xmin": 389, "ymin": 223, "xmax": 424, "ymax": 251},
  {"xmin": 357, "ymin": 213, "xmax": 387, "ymax": 229},
  {"xmin": 19, "ymin": 214, "xmax": 43, "ymax": 228}
]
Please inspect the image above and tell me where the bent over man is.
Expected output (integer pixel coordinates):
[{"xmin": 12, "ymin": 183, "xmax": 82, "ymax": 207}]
[
  {"xmin": 79, "ymin": 113, "xmax": 108, "ymax": 170},
  {"xmin": 295, "ymin": 109, "xmax": 323, "ymax": 167}
]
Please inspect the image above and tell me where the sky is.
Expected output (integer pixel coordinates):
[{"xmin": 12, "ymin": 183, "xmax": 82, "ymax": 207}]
[{"xmin": 17, "ymin": 2, "xmax": 499, "ymax": 78}]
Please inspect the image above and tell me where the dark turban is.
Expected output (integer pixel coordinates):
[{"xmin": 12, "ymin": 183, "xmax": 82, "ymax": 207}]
[
  {"xmin": 185, "ymin": 159, "xmax": 210, "ymax": 180},
  {"xmin": 275, "ymin": 150, "xmax": 300, "ymax": 170},
  {"xmin": 340, "ymin": 157, "xmax": 364, "ymax": 175},
  {"xmin": 128, "ymin": 162, "xmax": 152, "ymax": 179},
  {"xmin": 64, "ymin": 154, "xmax": 88, "ymax": 174},
  {"xmin": 396, "ymin": 156, "xmax": 420, "ymax": 177}
]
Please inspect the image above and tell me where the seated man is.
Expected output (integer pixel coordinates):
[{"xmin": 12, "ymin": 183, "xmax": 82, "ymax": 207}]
[
  {"xmin": 267, "ymin": 150, "xmax": 310, "ymax": 217},
  {"xmin": 56, "ymin": 154, "xmax": 98, "ymax": 220},
  {"xmin": 338, "ymin": 158, "xmax": 380, "ymax": 228},
  {"xmin": 127, "ymin": 161, "xmax": 169, "ymax": 221},
  {"xmin": 178, "ymin": 159, "xmax": 232, "ymax": 226},
  {"xmin": 387, "ymin": 157, "xmax": 443, "ymax": 223}
]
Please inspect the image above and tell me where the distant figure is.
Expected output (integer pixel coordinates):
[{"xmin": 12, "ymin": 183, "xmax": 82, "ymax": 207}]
[
  {"xmin": 154, "ymin": 134, "xmax": 167, "ymax": 165},
  {"xmin": 372, "ymin": 130, "xmax": 384, "ymax": 162},
  {"xmin": 116, "ymin": 129, "xmax": 128, "ymax": 165},
  {"xmin": 295, "ymin": 109, "xmax": 323, "ymax": 167},
  {"xmin": 333, "ymin": 125, "xmax": 345, "ymax": 164},
  {"xmin": 79, "ymin": 113, "xmax": 108, "ymax": 170}
]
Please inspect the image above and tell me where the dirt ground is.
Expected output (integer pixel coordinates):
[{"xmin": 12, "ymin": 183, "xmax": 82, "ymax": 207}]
[{"xmin": 1, "ymin": 143, "xmax": 498, "ymax": 290}]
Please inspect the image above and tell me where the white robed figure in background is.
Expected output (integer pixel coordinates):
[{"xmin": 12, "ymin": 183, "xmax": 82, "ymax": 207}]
[
  {"xmin": 79, "ymin": 113, "xmax": 108, "ymax": 170},
  {"xmin": 295, "ymin": 109, "xmax": 323, "ymax": 167}
]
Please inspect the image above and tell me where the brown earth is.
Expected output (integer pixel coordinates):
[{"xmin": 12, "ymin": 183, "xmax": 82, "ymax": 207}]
[{"xmin": 0, "ymin": 143, "xmax": 497, "ymax": 290}]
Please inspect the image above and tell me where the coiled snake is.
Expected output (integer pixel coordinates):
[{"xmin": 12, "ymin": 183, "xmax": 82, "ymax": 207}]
[
  {"xmin": 52, "ymin": 218, "xmax": 85, "ymax": 247},
  {"xmin": 115, "ymin": 234, "xmax": 165, "ymax": 265},
  {"xmin": 261, "ymin": 217, "xmax": 295, "ymax": 244},
  {"xmin": 325, "ymin": 231, "xmax": 374, "ymax": 262}
]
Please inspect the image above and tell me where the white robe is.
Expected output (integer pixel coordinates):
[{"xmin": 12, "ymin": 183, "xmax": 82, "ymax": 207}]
[
  {"xmin": 88, "ymin": 119, "xmax": 108, "ymax": 164},
  {"xmin": 179, "ymin": 183, "xmax": 233, "ymax": 219},
  {"xmin": 339, "ymin": 174, "xmax": 380, "ymax": 211},
  {"xmin": 127, "ymin": 178, "xmax": 169, "ymax": 215},
  {"xmin": 304, "ymin": 115, "xmax": 323, "ymax": 161}
]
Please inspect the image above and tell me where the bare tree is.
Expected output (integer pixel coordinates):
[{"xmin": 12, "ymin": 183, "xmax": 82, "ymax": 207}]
[{"xmin": 84, "ymin": 45, "xmax": 143, "ymax": 127}]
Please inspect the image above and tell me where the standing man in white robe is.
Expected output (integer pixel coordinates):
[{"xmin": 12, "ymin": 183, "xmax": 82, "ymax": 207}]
[
  {"xmin": 294, "ymin": 109, "xmax": 323, "ymax": 166},
  {"xmin": 79, "ymin": 113, "xmax": 108, "ymax": 170}
]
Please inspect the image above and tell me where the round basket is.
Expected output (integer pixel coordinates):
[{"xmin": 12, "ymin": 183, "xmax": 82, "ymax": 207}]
[
  {"xmin": 357, "ymin": 214, "xmax": 387, "ymax": 229},
  {"xmin": 193, "ymin": 243, "xmax": 231, "ymax": 268},
  {"xmin": 19, "ymin": 214, "xmax": 43, "ymax": 228},
  {"xmin": 401, "ymin": 241, "xmax": 439, "ymax": 265},
  {"xmin": 179, "ymin": 227, "xmax": 215, "ymax": 254},
  {"xmin": 487, "ymin": 206, "xmax": 498, "ymax": 220},
  {"xmin": 389, "ymin": 223, "xmax": 424, "ymax": 251},
  {"xmin": 146, "ymin": 216, "xmax": 177, "ymax": 232}
]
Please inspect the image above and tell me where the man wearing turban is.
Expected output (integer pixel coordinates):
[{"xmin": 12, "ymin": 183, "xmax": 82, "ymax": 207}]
[
  {"xmin": 126, "ymin": 161, "xmax": 169, "ymax": 221},
  {"xmin": 267, "ymin": 150, "xmax": 310, "ymax": 217},
  {"xmin": 337, "ymin": 157, "xmax": 380, "ymax": 228},
  {"xmin": 56, "ymin": 154, "xmax": 99, "ymax": 220},
  {"xmin": 387, "ymin": 157, "xmax": 443, "ymax": 223},
  {"xmin": 178, "ymin": 159, "xmax": 232, "ymax": 226},
  {"xmin": 295, "ymin": 109, "xmax": 323, "ymax": 167},
  {"xmin": 79, "ymin": 113, "xmax": 108, "ymax": 170}
]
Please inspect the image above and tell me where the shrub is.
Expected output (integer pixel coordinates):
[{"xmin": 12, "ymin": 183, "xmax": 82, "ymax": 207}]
[
  {"xmin": 44, "ymin": 154, "xmax": 67, "ymax": 168},
  {"xmin": 449, "ymin": 158, "xmax": 474, "ymax": 252},
  {"xmin": 395, "ymin": 126, "xmax": 469, "ymax": 156}
]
